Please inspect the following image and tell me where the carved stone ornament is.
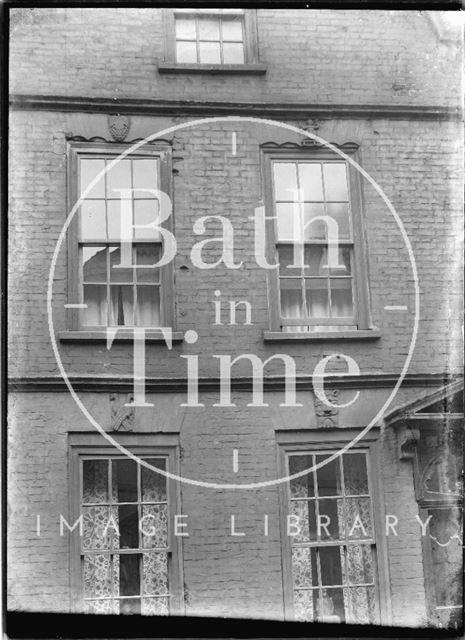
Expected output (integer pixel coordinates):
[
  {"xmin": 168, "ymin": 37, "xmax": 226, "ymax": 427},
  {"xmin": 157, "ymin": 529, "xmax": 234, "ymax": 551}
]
[
  {"xmin": 300, "ymin": 120, "xmax": 320, "ymax": 146},
  {"xmin": 110, "ymin": 393, "xmax": 135, "ymax": 432},
  {"xmin": 395, "ymin": 420, "xmax": 420, "ymax": 460},
  {"xmin": 314, "ymin": 389, "xmax": 339, "ymax": 429},
  {"xmin": 108, "ymin": 114, "xmax": 130, "ymax": 142}
]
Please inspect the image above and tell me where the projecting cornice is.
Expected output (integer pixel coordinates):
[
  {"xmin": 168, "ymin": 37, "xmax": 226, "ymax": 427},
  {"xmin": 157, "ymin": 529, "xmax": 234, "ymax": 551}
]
[
  {"xmin": 9, "ymin": 95, "xmax": 462, "ymax": 121},
  {"xmin": 8, "ymin": 373, "xmax": 460, "ymax": 393}
]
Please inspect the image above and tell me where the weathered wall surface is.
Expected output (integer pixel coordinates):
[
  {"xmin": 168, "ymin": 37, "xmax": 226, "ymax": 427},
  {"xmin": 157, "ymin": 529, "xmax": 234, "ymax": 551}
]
[{"xmin": 9, "ymin": 9, "xmax": 461, "ymax": 107}]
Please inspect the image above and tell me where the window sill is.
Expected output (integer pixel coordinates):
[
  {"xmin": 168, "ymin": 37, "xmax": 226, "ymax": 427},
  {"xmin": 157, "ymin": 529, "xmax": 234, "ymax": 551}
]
[
  {"xmin": 263, "ymin": 328, "xmax": 381, "ymax": 342},
  {"xmin": 158, "ymin": 62, "xmax": 267, "ymax": 75},
  {"xmin": 59, "ymin": 330, "xmax": 184, "ymax": 343}
]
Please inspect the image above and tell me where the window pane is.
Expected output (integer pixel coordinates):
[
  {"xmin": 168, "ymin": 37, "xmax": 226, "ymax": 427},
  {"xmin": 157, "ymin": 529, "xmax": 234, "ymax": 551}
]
[
  {"xmin": 135, "ymin": 246, "xmax": 160, "ymax": 283},
  {"xmin": 109, "ymin": 247, "xmax": 133, "ymax": 283},
  {"xmin": 107, "ymin": 200, "xmax": 125, "ymax": 240},
  {"xmin": 222, "ymin": 16, "xmax": 243, "ymax": 41},
  {"xmin": 326, "ymin": 203, "xmax": 350, "ymax": 238},
  {"xmin": 82, "ymin": 506, "xmax": 112, "ymax": 551},
  {"xmin": 278, "ymin": 245, "xmax": 301, "ymax": 277},
  {"xmin": 345, "ymin": 497, "xmax": 372, "ymax": 539},
  {"xmin": 113, "ymin": 459, "xmax": 138, "ymax": 502},
  {"xmin": 85, "ymin": 599, "xmax": 118, "ymax": 614},
  {"xmin": 109, "ymin": 285, "xmax": 134, "ymax": 325},
  {"xmin": 276, "ymin": 203, "xmax": 300, "ymax": 242},
  {"xmin": 294, "ymin": 589, "xmax": 316, "ymax": 622},
  {"xmin": 141, "ymin": 458, "xmax": 167, "ymax": 502},
  {"xmin": 141, "ymin": 504, "xmax": 168, "ymax": 548},
  {"xmin": 329, "ymin": 247, "xmax": 351, "ymax": 276},
  {"xmin": 304, "ymin": 246, "xmax": 327, "ymax": 277},
  {"xmin": 83, "ymin": 459, "xmax": 109, "ymax": 503},
  {"xmin": 222, "ymin": 42, "xmax": 244, "ymax": 64},
  {"xmin": 132, "ymin": 159, "xmax": 158, "ymax": 196},
  {"xmin": 141, "ymin": 597, "xmax": 169, "ymax": 615},
  {"xmin": 198, "ymin": 17, "xmax": 220, "ymax": 40},
  {"xmin": 289, "ymin": 499, "xmax": 316, "ymax": 542},
  {"xmin": 83, "ymin": 284, "xmax": 107, "ymax": 326},
  {"xmin": 106, "ymin": 159, "xmax": 131, "ymax": 199},
  {"xmin": 299, "ymin": 163, "xmax": 324, "ymax": 201},
  {"xmin": 346, "ymin": 586, "xmax": 377, "ymax": 624},
  {"xmin": 343, "ymin": 454, "xmax": 368, "ymax": 495},
  {"xmin": 273, "ymin": 163, "xmax": 298, "ymax": 200},
  {"xmin": 119, "ymin": 554, "xmax": 140, "ymax": 596},
  {"xmin": 80, "ymin": 201, "xmax": 106, "ymax": 240},
  {"xmin": 302, "ymin": 203, "xmax": 326, "ymax": 240},
  {"xmin": 176, "ymin": 40, "xmax": 197, "ymax": 63},
  {"xmin": 117, "ymin": 504, "xmax": 139, "ymax": 549},
  {"xmin": 280, "ymin": 278, "xmax": 303, "ymax": 318},
  {"xmin": 319, "ymin": 546, "xmax": 343, "ymax": 586},
  {"xmin": 134, "ymin": 200, "xmax": 161, "ymax": 240},
  {"xmin": 292, "ymin": 546, "xmax": 317, "ymax": 589},
  {"xmin": 136, "ymin": 285, "xmax": 160, "ymax": 327},
  {"xmin": 83, "ymin": 554, "xmax": 113, "ymax": 598},
  {"xmin": 318, "ymin": 498, "xmax": 343, "ymax": 540},
  {"xmin": 306, "ymin": 278, "xmax": 329, "ymax": 318},
  {"xmin": 120, "ymin": 598, "xmax": 141, "ymax": 615},
  {"xmin": 324, "ymin": 163, "xmax": 348, "ymax": 201},
  {"xmin": 80, "ymin": 158, "xmax": 105, "ymax": 199},
  {"xmin": 316, "ymin": 456, "xmax": 342, "ymax": 496},
  {"xmin": 344, "ymin": 544, "xmax": 374, "ymax": 585},
  {"xmin": 83, "ymin": 247, "xmax": 107, "ymax": 283},
  {"xmin": 199, "ymin": 41, "xmax": 221, "ymax": 63},
  {"xmin": 330, "ymin": 278, "xmax": 353, "ymax": 317},
  {"xmin": 175, "ymin": 17, "xmax": 196, "ymax": 39},
  {"xmin": 289, "ymin": 455, "xmax": 315, "ymax": 498},
  {"xmin": 142, "ymin": 552, "xmax": 168, "ymax": 596},
  {"xmin": 318, "ymin": 588, "xmax": 345, "ymax": 623}
]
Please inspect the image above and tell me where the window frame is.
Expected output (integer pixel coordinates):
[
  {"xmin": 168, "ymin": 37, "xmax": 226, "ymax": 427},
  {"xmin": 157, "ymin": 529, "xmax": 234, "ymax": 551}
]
[
  {"xmin": 68, "ymin": 433, "xmax": 184, "ymax": 615},
  {"xmin": 160, "ymin": 9, "xmax": 265, "ymax": 74},
  {"xmin": 276, "ymin": 430, "xmax": 390, "ymax": 625},
  {"xmin": 66, "ymin": 142, "xmax": 175, "ymax": 333},
  {"xmin": 262, "ymin": 147, "xmax": 372, "ymax": 335}
]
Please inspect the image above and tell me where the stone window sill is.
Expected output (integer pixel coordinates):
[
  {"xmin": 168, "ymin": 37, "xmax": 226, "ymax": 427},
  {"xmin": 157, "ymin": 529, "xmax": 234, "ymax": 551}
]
[
  {"xmin": 59, "ymin": 330, "xmax": 184, "ymax": 343},
  {"xmin": 158, "ymin": 62, "xmax": 267, "ymax": 75},
  {"xmin": 263, "ymin": 329, "xmax": 381, "ymax": 342}
]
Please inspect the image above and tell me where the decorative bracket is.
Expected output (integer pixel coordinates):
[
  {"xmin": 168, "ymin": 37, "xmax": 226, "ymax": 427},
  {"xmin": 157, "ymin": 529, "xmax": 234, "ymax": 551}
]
[
  {"xmin": 110, "ymin": 393, "xmax": 135, "ymax": 432},
  {"xmin": 313, "ymin": 390, "xmax": 339, "ymax": 429},
  {"xmin": 395, "ymin": 420, "xmax": 420, "ymax": 460}
]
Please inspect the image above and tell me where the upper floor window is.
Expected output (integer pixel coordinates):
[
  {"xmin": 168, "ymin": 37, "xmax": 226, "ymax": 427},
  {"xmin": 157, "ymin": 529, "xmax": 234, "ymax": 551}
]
[
  {"xmin": 263, "ymin": 148, "xmax": 371, "ymax": 334},
  {"xmin": 160, "ymin": 9, "xmax": 264, "ymax": 73},
  {"xmin": 67, "ymin": 143, "xmax": 174, "ymax": 331},
  {"xmin": 175, "ymin": 9, "xmax": 245, "ymax": 64}
]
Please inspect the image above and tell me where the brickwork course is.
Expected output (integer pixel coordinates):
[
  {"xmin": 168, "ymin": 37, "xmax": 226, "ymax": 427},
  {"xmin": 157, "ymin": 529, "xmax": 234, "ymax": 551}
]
[{"xmin": 7, "ymin": 7, "xmax": 463, "ymax": 629}]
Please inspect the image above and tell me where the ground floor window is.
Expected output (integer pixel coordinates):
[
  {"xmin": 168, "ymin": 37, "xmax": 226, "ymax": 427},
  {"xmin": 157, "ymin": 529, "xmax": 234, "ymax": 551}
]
[
  {"xmin": 282, "ymin": 446, "xmax": 381, "ymax": 624},
  {"xmin": 70, "ymin": 436, "xmax": 182, "ymax": 615}
]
